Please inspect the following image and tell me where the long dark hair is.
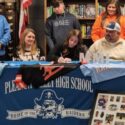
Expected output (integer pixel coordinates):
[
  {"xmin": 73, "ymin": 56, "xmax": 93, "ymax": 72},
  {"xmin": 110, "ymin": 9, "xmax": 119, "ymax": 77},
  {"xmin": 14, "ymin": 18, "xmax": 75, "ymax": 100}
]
[
  {"xmin": 62, "ymin": 29, "xmax": 87, "ymax": 57},
  {"xmin": 101, "ymin": 0, "xmax": 121, "ymax": 27}
]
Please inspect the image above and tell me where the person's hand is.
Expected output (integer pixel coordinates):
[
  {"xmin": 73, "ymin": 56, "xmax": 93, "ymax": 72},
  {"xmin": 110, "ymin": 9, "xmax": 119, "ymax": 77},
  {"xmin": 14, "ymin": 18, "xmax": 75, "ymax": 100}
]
[
  {"xmin": 58, "ymin": 57, "xmax": 65, "ymax": 63},
  {"xmin": 40, "ymin": 56, "xmax": 46, "ymax": 61},
  {"xmin": 64, "ymin": 58, "xmax": 72, "ymax": 63}
]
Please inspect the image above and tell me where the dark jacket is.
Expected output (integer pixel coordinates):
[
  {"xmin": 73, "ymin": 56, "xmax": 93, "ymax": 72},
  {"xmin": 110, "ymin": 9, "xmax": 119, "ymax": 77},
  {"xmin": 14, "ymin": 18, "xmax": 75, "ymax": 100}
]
[
  {"xmin": 49, "ymin": 42, "xmax": 87, "ymax": 62},
  {"xmin": 61, "ymin": 44, "xmax": 87, "ymax": 60}
]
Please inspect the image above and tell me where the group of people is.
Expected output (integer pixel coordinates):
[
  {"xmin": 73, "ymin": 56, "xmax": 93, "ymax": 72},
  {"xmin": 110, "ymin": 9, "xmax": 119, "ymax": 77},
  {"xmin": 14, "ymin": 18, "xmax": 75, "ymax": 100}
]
[
  {"xmin": 87, "ymin": 0, "xmax": 125, "ymax": 61},
  {"xmin": 1, "ymin": 0, "xmax": 125, "ymax": 63}
]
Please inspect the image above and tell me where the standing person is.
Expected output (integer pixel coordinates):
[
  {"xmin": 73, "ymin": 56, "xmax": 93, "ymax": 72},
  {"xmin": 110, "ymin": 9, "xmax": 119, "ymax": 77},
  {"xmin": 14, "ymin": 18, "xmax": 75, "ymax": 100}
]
[
  {"xmin": 57, "ymin": 29, "xmax": 87, "ymax": 63},
  {"xmin": 91, "ymin": 0, "xmax": 125, "ymax": 42},
  {"xmin": 86, "ymin": 22, "xmax": 125, "ymax": 62},
  {"xmin": 13, "ymin": 28, "xmax": 45, "ymax": 61},
  {"xmin": 45, "ymin": 0, "xmax": 81, "ymax": 60},
  {"xmin": 0, "ymin": 15, "xmax": 11, "ymax": 60}
]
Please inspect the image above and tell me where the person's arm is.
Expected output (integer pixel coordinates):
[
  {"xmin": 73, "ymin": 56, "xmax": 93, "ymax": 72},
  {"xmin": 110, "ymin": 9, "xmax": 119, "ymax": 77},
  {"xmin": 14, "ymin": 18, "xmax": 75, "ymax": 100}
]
[
  {"xmin": 85, "ymin": 44, "xmax": 97, "ymax": 62},
  {"xmin": 80, "ymin": 43, "xmax": 88, "ymax": 54},
  {"xmin": 0, "ymin": 16, "xmax": 11, "ymax": 47},
  {"xmin": 39, "ymin": 48, "xmax": 46, "ymax": 61},
  {"xmin": 58, "ymin": 56, "xmax": 65, "ymax": 63},
  {"xmin": 58, "ymin": 56, "xmax": 71, "ymax": 63},
  {"xmin": 120, "ymin": 16, "xmax": 125, "ymax": 40},
  {"xmin": 45, "ymin": 19, "xmax": 55, "ymax": 50},
  {"xmin": 91, "ymin": 15, "xmax": 102, "ymax": 42},
  {"xmin": 12, "ymin": 48, "xmax": 20, "ymax": 61},
  {"xmin": 72, "ymin": 16, "xmax": 81, "ymax": 30}
]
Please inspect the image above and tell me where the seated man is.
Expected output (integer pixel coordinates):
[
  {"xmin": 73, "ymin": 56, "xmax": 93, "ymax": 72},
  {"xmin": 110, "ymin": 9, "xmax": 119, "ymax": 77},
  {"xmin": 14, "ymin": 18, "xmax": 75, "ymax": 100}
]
[{"xmin": 85, "ymin": 22, "xmax": 125, "ymax": 62}]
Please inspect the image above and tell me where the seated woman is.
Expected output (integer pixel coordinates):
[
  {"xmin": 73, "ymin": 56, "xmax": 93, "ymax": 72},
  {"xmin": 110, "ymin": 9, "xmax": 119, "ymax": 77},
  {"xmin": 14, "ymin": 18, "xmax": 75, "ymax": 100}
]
[
  {"xmin": 57, "ymin": 29, "xmax": 88, "ymax": 63},
  {"xmin": 13, "ymin": 28, "xmax": 45, "ymax": 61}
]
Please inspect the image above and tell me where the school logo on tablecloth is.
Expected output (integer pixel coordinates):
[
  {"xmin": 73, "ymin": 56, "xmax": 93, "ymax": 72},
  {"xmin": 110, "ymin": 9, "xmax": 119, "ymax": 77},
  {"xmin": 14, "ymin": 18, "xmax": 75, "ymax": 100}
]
[
  {"xmin": 6, "ymin": 89, "xmax": 90, "ymax": 120},
  {"xmin": 34, "ymin": 89, "xmax": 64, "ymax": 119}
]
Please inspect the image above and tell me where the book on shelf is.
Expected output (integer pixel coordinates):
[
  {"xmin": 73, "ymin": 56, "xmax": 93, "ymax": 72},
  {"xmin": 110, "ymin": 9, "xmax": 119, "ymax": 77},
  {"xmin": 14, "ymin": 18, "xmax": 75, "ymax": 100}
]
[
  {"xmin": 86, "ymin": 23, "xmax": 92, "ymax": 38},
  {"xmin": 120, "ymin": 4, "xmax": 125, "ymax": 16},
  {"xmin": 65, "ymin": 3, "xmax": 95, "ymax": 19},
  {"xmin": 68, "ymin": 4, "xmax": 79, "ymax": 17},
  {"xmin": 98, "ymin": 4, "xmax": 105, "ymax": 15},
  {"xmin": 81, "ymin": 23, "xmax": 93, "ymax": 39},
  {"xmin": 65, "ymin": 4, "xmax": 79, "ymax": 18},
  {"xmin": 81, "ymin": 24, "xmax": 86, "ymax": 38},
  {"xmin": 65, "ymin": 3, "xmax": 96, "ymax": 19},
  {"xmin": 78, "ymin": 4, "xmax": 85, "ymax": 18},
  {"xmin": 47, "ymin": 6, "xmax": 53, "ymax": 18},
  {"xmin": 84, "ymin": 4, "xmax": 96, "ymax": 19}
]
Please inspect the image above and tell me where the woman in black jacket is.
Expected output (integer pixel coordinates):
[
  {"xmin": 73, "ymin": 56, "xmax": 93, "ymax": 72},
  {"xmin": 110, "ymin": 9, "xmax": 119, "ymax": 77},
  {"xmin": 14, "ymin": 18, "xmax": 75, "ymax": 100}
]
[{"xmin": 57, "ymin": 29, "xmax": 88, "ymax": 63}]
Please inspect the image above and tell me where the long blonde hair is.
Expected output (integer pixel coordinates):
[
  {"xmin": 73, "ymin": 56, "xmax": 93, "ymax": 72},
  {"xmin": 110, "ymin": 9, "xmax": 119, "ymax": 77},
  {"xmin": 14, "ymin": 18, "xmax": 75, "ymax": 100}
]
[{"xmin": 19, "ymin": 28, "xmax": 38, "ymax": 55}]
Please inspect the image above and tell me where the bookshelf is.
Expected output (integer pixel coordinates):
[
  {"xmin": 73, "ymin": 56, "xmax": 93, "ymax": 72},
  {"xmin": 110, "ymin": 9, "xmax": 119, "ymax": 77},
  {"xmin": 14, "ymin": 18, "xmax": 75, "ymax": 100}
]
[{"xmin": 0, "ymin": 0, "xmax": 19, "ymax": 60}]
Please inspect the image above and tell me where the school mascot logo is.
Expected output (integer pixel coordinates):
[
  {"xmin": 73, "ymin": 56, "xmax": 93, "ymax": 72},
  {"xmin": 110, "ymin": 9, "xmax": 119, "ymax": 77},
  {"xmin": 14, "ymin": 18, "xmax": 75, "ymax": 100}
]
[{"xmin": 34, "ymin": 89, "xmax": 64, "ymax": 119}]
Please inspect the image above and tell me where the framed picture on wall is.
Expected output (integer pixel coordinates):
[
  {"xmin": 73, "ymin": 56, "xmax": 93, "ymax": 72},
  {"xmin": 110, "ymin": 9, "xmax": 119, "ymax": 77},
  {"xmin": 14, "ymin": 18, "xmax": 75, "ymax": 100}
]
[{"xmin": 89, "ymin": 91, "xmax": 125, "ymax": 125}]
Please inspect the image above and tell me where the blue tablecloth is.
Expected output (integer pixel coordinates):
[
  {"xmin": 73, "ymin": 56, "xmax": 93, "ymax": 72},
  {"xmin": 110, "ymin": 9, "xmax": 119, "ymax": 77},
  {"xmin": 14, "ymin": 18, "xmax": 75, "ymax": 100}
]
[
  {"xmin": 0, "ymin": 61, "xmax": 92, "ymax": 125},
  {"xmin": 80, "ymin": 62, "xmax": 125, "ymax": 83},
  {"xmin": 0, "ymin": 61, "xmax": 125, "ymax": 125}
]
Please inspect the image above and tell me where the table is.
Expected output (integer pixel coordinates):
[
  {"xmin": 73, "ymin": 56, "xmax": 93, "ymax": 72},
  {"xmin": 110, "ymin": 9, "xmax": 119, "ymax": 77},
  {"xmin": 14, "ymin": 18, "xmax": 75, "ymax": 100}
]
[{"xmin": 0, "ymin": 61, "xmax": 125, "ymax": 125}]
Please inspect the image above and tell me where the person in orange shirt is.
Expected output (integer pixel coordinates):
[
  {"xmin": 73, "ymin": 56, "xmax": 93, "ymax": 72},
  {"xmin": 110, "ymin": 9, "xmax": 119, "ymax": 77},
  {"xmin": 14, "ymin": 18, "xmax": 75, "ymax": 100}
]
[{"xmin": 91, "ymin": 0, "xmax": 125, "ymax": 42}]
